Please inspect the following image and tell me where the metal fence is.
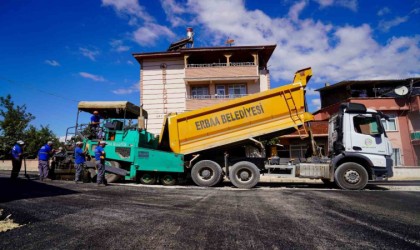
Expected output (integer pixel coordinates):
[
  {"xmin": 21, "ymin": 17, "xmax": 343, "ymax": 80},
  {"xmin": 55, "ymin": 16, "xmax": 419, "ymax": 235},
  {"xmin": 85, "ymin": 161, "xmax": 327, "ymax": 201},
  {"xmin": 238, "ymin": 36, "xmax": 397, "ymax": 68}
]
[{"xmin": 187, "ymin": 62, "xmax": 255, "ymax": 68}]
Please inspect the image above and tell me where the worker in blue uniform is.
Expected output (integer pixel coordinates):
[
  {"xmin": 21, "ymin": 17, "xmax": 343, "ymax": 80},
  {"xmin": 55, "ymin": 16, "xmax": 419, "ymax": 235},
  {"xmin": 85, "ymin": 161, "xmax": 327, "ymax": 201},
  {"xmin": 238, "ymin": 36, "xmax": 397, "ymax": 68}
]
[
  {"xmin": 90, "ymin": 110, "xmax": 101, "ymax": 139},
  {"xmin": 11, "ymin": 140, "xmax": 25, "ymax": 179},
  {"xmin": 74, "ymin": 141, "xmax": 86, "ymax": 183},
  {"xmin": 38, "ymin": 141, "xmax": 54, "ymax": 181},
  {"xmin": 94, "ymin": 141, "xmax": 107, "ymax": 186}
]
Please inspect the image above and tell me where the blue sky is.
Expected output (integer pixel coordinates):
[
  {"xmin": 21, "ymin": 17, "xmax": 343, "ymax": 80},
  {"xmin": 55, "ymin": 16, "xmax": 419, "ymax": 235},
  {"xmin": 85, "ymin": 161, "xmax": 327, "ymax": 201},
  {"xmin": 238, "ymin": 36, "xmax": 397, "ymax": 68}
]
[{"xmin": 0, "ymin": 0, "xmax": 419, "ymax": 139}]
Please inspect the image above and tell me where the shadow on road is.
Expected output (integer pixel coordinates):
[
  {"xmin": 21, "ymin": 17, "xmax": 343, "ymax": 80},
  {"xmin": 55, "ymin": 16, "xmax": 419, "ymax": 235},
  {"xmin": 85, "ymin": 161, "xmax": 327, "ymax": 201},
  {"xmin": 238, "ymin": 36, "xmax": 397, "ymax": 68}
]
[
  {"xmin": 370, "ymin": 180, "xmax": 420, "ymax": 186},
  {"xmin": 0, "ymin": 176, "xmax": 78, "ymax": 203}
]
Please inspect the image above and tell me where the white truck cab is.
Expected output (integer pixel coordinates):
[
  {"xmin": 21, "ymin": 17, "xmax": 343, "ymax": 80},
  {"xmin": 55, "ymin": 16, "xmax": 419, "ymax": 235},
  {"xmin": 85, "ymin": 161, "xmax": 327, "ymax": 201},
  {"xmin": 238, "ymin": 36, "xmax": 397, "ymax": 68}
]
[{"xmin": 328, "ymin": 103, "xmax": 393, "ymax": 189}]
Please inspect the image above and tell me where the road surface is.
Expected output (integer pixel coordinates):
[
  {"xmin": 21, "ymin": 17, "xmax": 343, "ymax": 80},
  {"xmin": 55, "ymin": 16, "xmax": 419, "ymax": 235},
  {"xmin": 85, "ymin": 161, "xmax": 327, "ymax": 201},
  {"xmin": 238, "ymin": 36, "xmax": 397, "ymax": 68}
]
[{"xmin": 1, "ymin": 175, "xmax": 420, "ymax": 249}]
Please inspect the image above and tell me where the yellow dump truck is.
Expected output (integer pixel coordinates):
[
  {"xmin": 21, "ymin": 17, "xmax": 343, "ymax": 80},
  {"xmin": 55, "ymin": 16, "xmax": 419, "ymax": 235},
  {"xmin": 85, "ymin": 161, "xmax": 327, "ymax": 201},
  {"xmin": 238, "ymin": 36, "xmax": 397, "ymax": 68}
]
[
  {"xmin": 158, "ymin": 67, "xmax": 392, "ymax": 189},
  {"xmin": 158, "ymin": 68, "xmax": 316, "ymax": 188},
  {"xmin": 70, "ymin": 67, "xmax": 392, "ymax": 189},
  {"xmin": 160, "ymin": 68, "xmax": 313, "ymax": 155}
]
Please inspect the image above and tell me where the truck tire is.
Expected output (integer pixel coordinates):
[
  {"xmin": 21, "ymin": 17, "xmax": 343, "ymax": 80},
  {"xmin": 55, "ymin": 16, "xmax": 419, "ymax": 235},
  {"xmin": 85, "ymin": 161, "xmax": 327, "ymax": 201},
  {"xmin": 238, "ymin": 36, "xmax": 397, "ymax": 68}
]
[
  {"xmin": 160, "ymin": 174, "xmax": 177, "ymax": 186},
  {"xmin": 229, "ymin": 161, "xmax": 260, "ymax": 189},
  {"xmin": 139, "ymin": 172, "xmax": 157, "ymax": 185},
  {"xmin": 334, "ymin": 162, "xmax": 368, "ymax": 190},
  {"xmin": 105, "ymin": 160, "xmax": 122, "ymax": 183},
  {"xmin": 191, "ymin": 160, "xmax": 222, "ymax": 187}
]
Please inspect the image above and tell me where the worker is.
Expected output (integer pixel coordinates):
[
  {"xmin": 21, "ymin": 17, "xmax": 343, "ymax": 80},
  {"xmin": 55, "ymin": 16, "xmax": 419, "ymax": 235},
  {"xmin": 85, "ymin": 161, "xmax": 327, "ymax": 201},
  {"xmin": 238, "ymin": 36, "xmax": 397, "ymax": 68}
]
[
  {"xmin": 38, "ymin": 141, "xmax": 54, "ymax": 181},
  {"xmin": 74, "ymin": 141, "xmax": 86, "ymax": 183},
  {"xmin": 10, "ymin": 140, "xmax": 25, "ymax": 179},
  {"xmin": 94, "ymin": 141, "xmax": 107, "ymax": 186},
  {"xmin": 90, "ymin": 111, "xmax": 101, "ymax": 139}
]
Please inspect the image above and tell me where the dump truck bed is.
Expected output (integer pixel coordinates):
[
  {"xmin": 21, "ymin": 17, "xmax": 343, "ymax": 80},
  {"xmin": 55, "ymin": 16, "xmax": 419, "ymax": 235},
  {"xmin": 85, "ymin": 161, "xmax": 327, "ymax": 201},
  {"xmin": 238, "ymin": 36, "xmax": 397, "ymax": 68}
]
[{"xmin": 159, "ymin": 68, "xmax": 314, "ymax": 155}]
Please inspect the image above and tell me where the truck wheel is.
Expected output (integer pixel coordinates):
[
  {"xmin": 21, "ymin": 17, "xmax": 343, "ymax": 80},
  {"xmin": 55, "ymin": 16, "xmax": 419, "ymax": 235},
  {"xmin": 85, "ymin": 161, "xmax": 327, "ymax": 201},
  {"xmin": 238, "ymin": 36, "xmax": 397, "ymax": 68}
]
[
  {"xmin": 160, "ymin": 174, "xmax": 177, "ymax": 186},
  {"xmin": 191, "ymin": 160, "xmax": 222, "ymax": 187},
  {"xmin": 139, "ymin": 172, "xmax": 156, "ymax": 185},
  {"xmin": 334, "ymin": 162, "xmax": 368, "ymax": 190},
  {"xmin": 105, "ymin": 160, "xmax": 122, "ymax": 183},
  {"xmin": 229, "ymin": 161, "xmax": 260, "ymax": 189}
]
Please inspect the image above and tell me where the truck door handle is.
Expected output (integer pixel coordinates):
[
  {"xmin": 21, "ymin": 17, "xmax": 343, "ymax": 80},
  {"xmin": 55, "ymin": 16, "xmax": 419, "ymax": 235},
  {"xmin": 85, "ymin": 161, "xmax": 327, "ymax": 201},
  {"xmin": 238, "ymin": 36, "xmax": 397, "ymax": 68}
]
[{"xmin": 353, "ymin": 146, "xmax": 362, "ymax": 151}]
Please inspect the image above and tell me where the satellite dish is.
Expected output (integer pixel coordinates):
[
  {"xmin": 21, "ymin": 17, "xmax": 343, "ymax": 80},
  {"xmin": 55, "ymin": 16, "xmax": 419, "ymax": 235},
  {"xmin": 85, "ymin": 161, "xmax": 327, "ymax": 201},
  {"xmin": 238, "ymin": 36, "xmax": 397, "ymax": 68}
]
[{"xmin": 394, "ymin": 86, "xmax": 409, "ymax": 96}]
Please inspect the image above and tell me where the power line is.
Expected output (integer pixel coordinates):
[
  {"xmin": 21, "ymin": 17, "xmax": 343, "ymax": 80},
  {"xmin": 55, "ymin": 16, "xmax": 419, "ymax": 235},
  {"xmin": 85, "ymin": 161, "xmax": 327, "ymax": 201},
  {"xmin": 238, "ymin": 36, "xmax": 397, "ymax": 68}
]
[{"xmin": 0, "ymin": 76, "xmax": 80, "ymax": 103}]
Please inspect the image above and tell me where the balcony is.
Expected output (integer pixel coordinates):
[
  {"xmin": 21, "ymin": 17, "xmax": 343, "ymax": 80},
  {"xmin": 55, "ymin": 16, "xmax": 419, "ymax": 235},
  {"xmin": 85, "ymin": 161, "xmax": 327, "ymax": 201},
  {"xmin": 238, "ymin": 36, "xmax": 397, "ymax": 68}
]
[
  {"xmin": 185, "ymin": 94, "xmax": 249, "ymax": 110},
  {"xmin": 186, "ymin": 94, "xmax": 248, "ymax": 100},
  {"xmin": 185, "ymin": 62, "xmax": 259, "ymax": 82}
]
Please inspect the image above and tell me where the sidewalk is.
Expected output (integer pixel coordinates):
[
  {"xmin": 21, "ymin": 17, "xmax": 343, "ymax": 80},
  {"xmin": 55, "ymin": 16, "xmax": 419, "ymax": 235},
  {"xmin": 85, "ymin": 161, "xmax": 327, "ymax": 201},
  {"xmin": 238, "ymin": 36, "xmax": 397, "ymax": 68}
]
[{"xmin": 1, "ymin": 160, "xmax": 419, "ymax": 181}]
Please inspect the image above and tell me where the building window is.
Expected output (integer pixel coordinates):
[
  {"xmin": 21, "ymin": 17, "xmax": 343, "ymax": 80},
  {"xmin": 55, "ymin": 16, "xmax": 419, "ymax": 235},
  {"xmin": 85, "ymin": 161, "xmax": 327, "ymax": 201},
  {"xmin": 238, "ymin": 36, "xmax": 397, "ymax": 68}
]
[
  {"xmin": 215, "ymin": 85, "xmax": 226, "ymax": 98},
  {"xmin": 228, "ymin": 84, "xmax": 246, "ymax": 98},
  {"xmin": 353, "ymin": 116, "xmax": 380, "ymax": 135},
  {"xmin": 381, "ymin": 115, "xmax": 397, "ymax": 131},
  {"xmin": 290, "ymin": 144, "xmax": 306, "ymax": 159},
  {"xmin": 392, "ymin": 148, "xmax": 402, "ymax": 166},
  {"xmin": 191, "ymin": 86, "xmax": 209, "ymax": 99}
]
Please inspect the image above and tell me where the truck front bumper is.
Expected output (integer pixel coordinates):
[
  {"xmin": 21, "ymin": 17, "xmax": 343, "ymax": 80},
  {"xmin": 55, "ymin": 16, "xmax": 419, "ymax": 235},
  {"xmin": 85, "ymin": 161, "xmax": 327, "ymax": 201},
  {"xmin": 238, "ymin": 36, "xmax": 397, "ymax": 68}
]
[{"xmin": 371, "ymin": 156, "xmax": 393, "ymax": 180}]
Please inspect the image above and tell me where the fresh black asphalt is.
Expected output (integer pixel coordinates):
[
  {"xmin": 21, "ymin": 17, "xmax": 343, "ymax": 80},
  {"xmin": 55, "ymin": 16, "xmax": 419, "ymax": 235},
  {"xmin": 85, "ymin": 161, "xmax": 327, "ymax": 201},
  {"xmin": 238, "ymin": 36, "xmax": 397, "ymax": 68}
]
[{"xmin": 1, "ymin": 174, "xmax": 420, "ymax": 249}]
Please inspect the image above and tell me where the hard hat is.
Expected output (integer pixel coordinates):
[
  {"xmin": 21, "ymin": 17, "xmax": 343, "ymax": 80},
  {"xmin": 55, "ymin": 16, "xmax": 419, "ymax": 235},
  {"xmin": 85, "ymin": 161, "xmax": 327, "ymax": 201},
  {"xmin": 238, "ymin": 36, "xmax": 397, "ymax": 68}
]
[
  {"xmin": 99, "ymin": 141, "xmax": 107, "ymax": 145},
  {"xmin": 76, "ymin": 141, "xmax": 83, "ymax": 145},
  {"xmin": 17, "ymin": 140, "xmax": 25, "ymax": 145},
  {"xmin": 47, "ymin": 141, "xmax": 53, "ymax": 145},
  {"xmin": 93, "ymin": 111, "xmax": 99, "ymax": 114}
]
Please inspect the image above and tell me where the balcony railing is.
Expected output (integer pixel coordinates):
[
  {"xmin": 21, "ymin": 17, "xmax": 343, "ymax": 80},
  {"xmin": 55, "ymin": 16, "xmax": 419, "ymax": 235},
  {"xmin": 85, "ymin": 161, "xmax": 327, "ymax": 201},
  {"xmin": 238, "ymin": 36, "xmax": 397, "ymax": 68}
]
[
  {"xmin": 186, "ymin": 94, "xmax": 248, "ymax": 100},
  {"xmin": 187, "ymin": 62, "xmax": 255, "ymax": 68}
]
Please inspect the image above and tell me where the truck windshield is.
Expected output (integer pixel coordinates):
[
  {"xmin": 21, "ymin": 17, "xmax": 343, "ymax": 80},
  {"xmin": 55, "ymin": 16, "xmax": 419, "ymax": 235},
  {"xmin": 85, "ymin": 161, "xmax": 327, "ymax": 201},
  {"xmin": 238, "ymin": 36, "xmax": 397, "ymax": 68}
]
[{"xmin": 353, "ymin": 115, "xmax": 381, "ymax": 136}]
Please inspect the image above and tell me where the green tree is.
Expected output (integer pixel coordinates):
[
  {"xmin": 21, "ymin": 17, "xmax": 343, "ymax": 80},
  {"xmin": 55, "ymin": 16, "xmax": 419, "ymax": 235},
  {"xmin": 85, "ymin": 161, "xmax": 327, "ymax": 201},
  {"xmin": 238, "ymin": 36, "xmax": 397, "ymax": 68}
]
[
  {"xmin": 0, "ymin": 95, "xmax": 35, "ymax": 157},
  {"xmin": 0, "ymin": 95, "xmax": 58, "ymax": 159},
  {"xmin": 24, "ymin": 125, "xmax": 60, "ymax": 158}
]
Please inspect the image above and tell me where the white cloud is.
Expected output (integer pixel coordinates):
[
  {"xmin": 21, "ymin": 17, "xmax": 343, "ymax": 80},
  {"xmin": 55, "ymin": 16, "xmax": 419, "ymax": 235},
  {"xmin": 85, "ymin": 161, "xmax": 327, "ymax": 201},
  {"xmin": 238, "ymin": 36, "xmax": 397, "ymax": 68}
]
[
  {"xmin": 288, "ymin": 1, "xmax": 307, "ymax": 22},
  {"xmin": 79, "ymin": 47, "xmax": 100, "ymax": 61},
  {"xmin": 45, "ymin": 59, "xmax": 60, "ymax": 67},
  {"xmin": 133, "ymin": 23, "xmax": 176, "ymax": 46},
  {"xmin": 103, "ymin": 0, "xmax": 419, "ymax": 84},
  {"xmin": 79, "ymin": 72, "xmax": 106, "ymax": 82},
  {"xmin": 311, "ymin": 98, "xmax": 321, "ymax": 110},
  {"xmin": 378, "ymin": 16, "xmax": 409, "ymax": 32},
  {"xmin": 164, "ymin": 0, "xmax": 419, "ymax": 84},
  {"xmin": 161, "ymin": 0, "xmax": 188, "ymax": 27},
  {"xmin": 101, "ymin": 0, "xmax": 154, "ymax": 24},
  {"xmin": 315, "ymin": 0, "xmax": 334, "ymax": 7},
  {"xmin": 102, "ymin": 0, "xmax": 175, "ymax": 46},
  {"xmin": 110, "ymin": 40, "xmax": 131, "ymax": 52},
  {"xmin": 306, "ymin": 87, "xmax": 320, "ymax": 96},
  {"xmin": 112, "ymin": 83, "xmax": 139, "ymax": 94},
  {"xmin": 377, "ymin": 7, "xmax": 390, "ymax": 16},
  {"xmin": 314, "ymin": 0, "xmax": 357, "ymax": 11}
]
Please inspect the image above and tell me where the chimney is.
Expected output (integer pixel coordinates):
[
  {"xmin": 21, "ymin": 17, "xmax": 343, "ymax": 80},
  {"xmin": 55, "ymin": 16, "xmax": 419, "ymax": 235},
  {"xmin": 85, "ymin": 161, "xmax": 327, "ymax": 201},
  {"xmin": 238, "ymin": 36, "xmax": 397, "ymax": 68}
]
[{"xmin": 186, "ymin": 27, "xmax": 194, "ymax": 48}]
